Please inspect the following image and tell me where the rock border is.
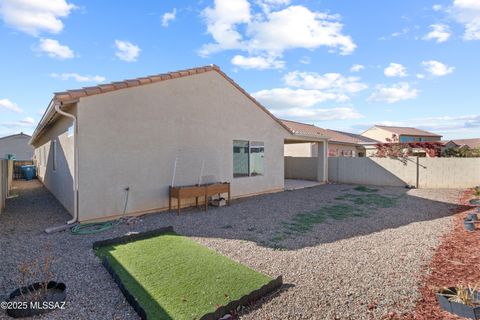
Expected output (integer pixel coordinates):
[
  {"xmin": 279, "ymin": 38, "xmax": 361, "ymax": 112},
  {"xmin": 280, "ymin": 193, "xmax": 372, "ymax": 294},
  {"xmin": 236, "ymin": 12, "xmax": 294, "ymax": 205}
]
[{"xmin": 94, "ymin": 226, "xmax": 283, "ymax": 320}]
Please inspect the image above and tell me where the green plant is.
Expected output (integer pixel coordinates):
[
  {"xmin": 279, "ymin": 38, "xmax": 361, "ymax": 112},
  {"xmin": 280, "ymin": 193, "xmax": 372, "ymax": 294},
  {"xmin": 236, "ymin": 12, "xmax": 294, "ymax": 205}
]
[
  {"xmin": 354, "ymin": 185, "xmax": 378, "ymax": 193},
  {"xmin": 474, "ymin": 186, "xmax": 480, "ymax": 196},
  {"xmin": 442, "ymin": 285, "xmax": 480, "ymax": 306}
]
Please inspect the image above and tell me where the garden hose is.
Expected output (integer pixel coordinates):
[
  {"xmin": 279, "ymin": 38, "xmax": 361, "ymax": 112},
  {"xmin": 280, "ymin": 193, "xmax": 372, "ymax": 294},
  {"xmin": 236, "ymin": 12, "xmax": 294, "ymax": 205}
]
[{"xmin": 70, "ymin": 187, "xmax": 130, "ymax": 235}]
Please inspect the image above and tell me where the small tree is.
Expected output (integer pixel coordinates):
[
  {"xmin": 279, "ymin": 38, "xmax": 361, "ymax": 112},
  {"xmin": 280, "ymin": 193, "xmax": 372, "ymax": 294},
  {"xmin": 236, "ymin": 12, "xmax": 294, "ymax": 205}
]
[
  {"xmin": 375, "ymin": 134, "xmax": 442, "ymax": 162},
  {"xmin": 443, "ymin": 146, "xmax": 480, "ymax": 158}
]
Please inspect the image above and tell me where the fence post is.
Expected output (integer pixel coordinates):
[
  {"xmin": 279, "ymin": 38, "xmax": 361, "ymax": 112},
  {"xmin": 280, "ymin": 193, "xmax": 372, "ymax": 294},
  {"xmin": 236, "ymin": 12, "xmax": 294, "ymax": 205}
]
[
  {"xmin": 416, "ymin": 156, "xmax": 419, "ymax": 189},
  {"xmin": 0, "ymin": 160, "xmax": 6, "ymax": 213}
]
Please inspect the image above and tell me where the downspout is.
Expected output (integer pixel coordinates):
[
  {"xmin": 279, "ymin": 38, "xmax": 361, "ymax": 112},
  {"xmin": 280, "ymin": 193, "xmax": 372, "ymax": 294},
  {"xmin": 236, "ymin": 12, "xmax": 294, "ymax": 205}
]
[{"xmin": 54, "ymin": 102, "xmax": 79, "ymax": 224}]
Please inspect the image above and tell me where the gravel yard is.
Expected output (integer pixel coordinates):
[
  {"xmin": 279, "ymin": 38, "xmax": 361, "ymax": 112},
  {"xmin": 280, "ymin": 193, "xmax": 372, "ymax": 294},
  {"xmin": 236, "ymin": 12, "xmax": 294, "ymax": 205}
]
[{"xmin": 0, "ymin": 180, "xmax": 463, "ymax": 320}]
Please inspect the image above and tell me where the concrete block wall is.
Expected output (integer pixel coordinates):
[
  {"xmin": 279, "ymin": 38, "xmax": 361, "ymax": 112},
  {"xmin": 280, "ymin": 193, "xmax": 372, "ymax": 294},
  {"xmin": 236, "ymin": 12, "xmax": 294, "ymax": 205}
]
[
  {"xmin": 284, "ymin": 157, "xmax": 318, "ymax": 181},
  {"xmin": 328, "ymin": 157, "xmax": 480, "ymax": 188}
]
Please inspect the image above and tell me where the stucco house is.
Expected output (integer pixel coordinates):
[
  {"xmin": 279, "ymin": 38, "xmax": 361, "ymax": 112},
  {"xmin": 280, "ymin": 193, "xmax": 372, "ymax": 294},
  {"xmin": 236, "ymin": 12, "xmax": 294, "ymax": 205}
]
[
  {"xmin": 443, "ymin": 138, "xmax": 480, "ymax": 150},
  {"xmin": 30, "ymin": 65, "xmax": 328, "ymax": 223},
  {"xmin": 282, "ymin": 120, "xmax": 378, "ymax": 157},
  {"xmin": 361, "ymin": 125, "xmax": 442, "ymax": 143},
  {"xmin": 0, "ymin": 132, "xmax": 33, "ymax": 160}
]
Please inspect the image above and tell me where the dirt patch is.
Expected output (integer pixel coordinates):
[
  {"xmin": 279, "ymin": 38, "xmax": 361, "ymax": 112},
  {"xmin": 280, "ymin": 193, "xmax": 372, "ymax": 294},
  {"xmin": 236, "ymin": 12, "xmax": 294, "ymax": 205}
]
[{"xmin": 400, "ymin": 189, "xmax": 480, "ymax": 320}]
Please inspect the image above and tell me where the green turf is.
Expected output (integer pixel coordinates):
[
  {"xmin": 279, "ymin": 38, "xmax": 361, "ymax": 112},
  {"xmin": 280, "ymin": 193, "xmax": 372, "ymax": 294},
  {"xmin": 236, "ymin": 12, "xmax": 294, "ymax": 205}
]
[
  {"xmin": 95, "ymin": 232, "xmax": 272, "ymax": 320},
  {"xmin": 271, "ymin": 191, "xmax": 400, "ymax": 244},
  {"xmin": 353, "ymin": 185, "xmax": 379, "ymax": 193}
]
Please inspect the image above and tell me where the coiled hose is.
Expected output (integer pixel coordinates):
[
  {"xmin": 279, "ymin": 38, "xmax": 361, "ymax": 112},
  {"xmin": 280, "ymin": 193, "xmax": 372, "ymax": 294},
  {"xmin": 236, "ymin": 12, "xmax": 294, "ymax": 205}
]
[{"xmin": 71, "ymin": 187, "xmax": 129, "ymax": 235}]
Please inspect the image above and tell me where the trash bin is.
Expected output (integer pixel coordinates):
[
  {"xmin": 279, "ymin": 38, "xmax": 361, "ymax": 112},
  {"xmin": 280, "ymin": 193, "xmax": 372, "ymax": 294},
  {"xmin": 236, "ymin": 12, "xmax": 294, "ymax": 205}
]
[{"xmin": 21, "ymin": 165, "xmax": 36, "ymax": 181}]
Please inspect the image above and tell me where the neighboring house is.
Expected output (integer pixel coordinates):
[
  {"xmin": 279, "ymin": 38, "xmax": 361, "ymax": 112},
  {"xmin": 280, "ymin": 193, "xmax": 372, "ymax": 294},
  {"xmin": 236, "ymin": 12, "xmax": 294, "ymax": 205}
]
[
  {"xmin": 282, "ymin": 120, "xmax": 379, "ymax": 157},
  {"xmin": 361, "ymin": 125, "xmax": 442, "ymax": 143},
  {"xmin": 30, "ymin": 65, "xmax": 328, "ymax": 223},
  {"xmin": 0, "ymin": 132, "xmax": 33, "ymax": 160},
  {"xmin": 443, "ymin": 138, "xmax": 480, "ymax": 150}
]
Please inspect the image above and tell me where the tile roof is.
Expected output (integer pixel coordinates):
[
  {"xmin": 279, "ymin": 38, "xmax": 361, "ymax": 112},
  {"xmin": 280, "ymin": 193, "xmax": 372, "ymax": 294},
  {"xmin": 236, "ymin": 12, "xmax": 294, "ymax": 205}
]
[
  {"xmin": 329, "ymin": 130, "xmax": 379, "ymax": 144},
  {"xmin": 280, "ymin": 120, "xmax": 331, "ymax": 139},
  {"xmin": 446, "ymin": 138, "xmax": 480, "ymax": 149},
  {"xmin": 54, "ymin": 65, "xmax": 217, "ymax": 102},
  {"xmin": 374, "ymin": 125, "xmax": 442, "ymax": 137},
  {"xmin": 0, "ymin": 132, "xmax": 30, "ymax": 140},
  {"xmin": 280, "ymin": 120, "xmax": 377, "ymax": 144},
  {"xmin": 32, "ymin": 65, "xmax": 296, "ymax": 144}
]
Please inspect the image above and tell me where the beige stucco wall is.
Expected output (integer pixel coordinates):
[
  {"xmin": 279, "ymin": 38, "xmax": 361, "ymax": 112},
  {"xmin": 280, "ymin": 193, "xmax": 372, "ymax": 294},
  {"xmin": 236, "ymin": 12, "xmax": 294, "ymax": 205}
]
[
  {"xmin": 0, "ymin": 135, "xmax": 33, "ymax": 160},
  {"xmin": 284, "ymin": 143, "xmax": 314, "ymax": 157},
  {"xmin": 76, "ymin": 71, "xmax": 290, "ymax": 221},
  {"xmin": 284, "ymin": 157, "xmax": 317, "ymax": 180},
  {"xmin": 328, "ymin": 143, "xmax": 358, "ymax": 157},
  {"xmin": 285, "ymin": 142, "xmax": 364, "ymax": 157},
  {"xmin": 361, "ymin": 127, "xmax": 440, "ymax": 143},
  {"xmin": 33, "ymin": 106, "xmax": 76, "ymax": 215},
  {"xmin": 329, "ymin": 157, "xmax": 480, "ymax": 188},
  {"xmin": 361, "ymin": 127, "xmax": 393, "ymax": 142}
]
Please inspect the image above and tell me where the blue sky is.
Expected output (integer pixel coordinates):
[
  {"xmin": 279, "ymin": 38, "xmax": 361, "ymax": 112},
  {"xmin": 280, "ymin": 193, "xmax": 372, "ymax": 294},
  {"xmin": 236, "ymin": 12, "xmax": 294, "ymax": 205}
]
[{"xmin": 1, "ymin": 0, "xmax": 480, "ymax": 140}]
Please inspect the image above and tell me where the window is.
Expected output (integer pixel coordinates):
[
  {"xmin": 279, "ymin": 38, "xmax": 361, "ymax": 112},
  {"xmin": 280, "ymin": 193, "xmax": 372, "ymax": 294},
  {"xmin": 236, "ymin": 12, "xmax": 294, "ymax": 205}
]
[
  {"xmin": 249, "ymin": 141, "xmax": 264, "ymax": 176},
  {"xmin": 233, "ymin": 140, "xmax": 264, "ymax": 177},
  {"xmin": 52, "ymin": 140, "xmax": 57, "ymax": 171}
]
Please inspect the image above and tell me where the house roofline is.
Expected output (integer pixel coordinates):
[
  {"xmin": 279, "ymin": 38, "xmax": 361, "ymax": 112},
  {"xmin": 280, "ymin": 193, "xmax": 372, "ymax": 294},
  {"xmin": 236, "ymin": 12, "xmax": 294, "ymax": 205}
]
[
  {"xmin": 0, "ymin": 132, "xmax": 31, "ymax": 141},
  {"xmin": 30, "ymin": 65, "xmax": 295, "ymax": 145}
]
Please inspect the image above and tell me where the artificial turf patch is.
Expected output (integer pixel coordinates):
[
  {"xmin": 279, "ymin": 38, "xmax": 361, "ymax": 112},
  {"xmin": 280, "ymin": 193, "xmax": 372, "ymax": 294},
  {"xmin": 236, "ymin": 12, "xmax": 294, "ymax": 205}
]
[{"xmin": 95, "ymin": 232, "xmax": 273, "ymax": 320}]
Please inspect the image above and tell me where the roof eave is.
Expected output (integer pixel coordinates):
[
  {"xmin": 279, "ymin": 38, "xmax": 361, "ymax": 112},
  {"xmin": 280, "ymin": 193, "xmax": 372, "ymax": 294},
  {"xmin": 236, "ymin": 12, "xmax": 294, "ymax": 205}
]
[{"xmin": 29, "ymin": 98, "xmax": 79, "ymax": 146}]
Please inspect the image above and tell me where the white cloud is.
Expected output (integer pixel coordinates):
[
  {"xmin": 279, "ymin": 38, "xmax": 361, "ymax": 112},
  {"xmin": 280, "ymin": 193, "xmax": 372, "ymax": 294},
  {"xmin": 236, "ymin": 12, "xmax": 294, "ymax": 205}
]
[
  {"xmin": 114, "ymin": 40, "xmax": 141, "ymax": 62},
  {"xmin": 231, "ymin": 54, "xmax": 285, "ymax": 69},
  {"xmin": 257, "ymin": 0, "xmax": 291, "ymax": 13},
  {"xmin": 199, "ymin": 0, "xmax": 251, "ymax": 56},
  {"xmin": 199, "ymin": 1, "xmax": 356, "ymax": 66},
  {"xmin": 50, "ymin": 72, "xmax": 106, "ymax": 83},
  {"xmin": 0, "ymin": 0, "xmax": 75, "ymax": 36},
  {"xmin": 253, "ymin": 88, "xmax": 347, "ymax": 110},
  {"xmin": 271, "ymin": 106, "xmax": 363, "ymax": 121},
  {"xmin": 299, "ymin": 56, "xmax": 311, "ymax": 64},
  {"xmin": 36, "ymin": 38, "xmax": 74, "ymax": 59},
  {"xmin": 368, "ymin": 82, "xmax": 418, "ymax": 104},
  {"xmin": 424, "ymin": 24, "xmax": 451, "ymax": 43},
  {"xmin": 247, "ymin": 5, "xmax": 356, "ymax": 56},
  {"xmin": 350, "ymin": 64, "xmax": 364, "ymax": 72},
  {"xmin": 0, "ymin": 98, "xmax": 22, "ymax": 113},
  {"xmin": 384, "ymin": 63, "xmax": 408, "ymax": 77},
  {"xmin": 2, "ymin": 117, "xmax": 35, "ymax": 128},
  {"xmin": 416, "ymin": 73, "xmax": 425, "ymax": 79},
  {"xmin": 450, "ymin": 0, "xmax": 480, "ymax": 40},
  {"xmin": 283, "ymin": 71, "xmax": 368, "ymax": 93},
  {"xmin": 161, "ymin": 8, "xmax": 176, "ymax": 27},
  {"xmin": 422, "ymin": 60, "xmax": 454, "ymax": 76},
  {"xmin": 433, "ymin": 4, "xmax": 443, "ymax": 11}
]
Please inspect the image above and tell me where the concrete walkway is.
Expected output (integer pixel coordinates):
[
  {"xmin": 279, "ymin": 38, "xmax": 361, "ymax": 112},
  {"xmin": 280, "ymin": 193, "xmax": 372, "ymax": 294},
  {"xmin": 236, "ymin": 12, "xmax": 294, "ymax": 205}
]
[{"xmin": 284, "ymin": 178, "xmax": 324, "ymax": 190}]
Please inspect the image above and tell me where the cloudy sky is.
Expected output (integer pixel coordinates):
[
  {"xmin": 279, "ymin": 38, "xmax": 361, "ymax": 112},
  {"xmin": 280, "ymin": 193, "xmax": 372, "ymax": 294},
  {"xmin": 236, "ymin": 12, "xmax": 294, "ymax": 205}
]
[{"xmin": 1, "ymin": 0, "xmax": 479, "ymax": 139}]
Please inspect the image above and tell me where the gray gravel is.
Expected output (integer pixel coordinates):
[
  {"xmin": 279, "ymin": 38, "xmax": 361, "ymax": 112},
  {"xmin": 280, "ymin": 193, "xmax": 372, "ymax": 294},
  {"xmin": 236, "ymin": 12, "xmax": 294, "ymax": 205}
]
[{"xmin": 0, "ymin": 181, "xmax": 463, "ymax": 319}]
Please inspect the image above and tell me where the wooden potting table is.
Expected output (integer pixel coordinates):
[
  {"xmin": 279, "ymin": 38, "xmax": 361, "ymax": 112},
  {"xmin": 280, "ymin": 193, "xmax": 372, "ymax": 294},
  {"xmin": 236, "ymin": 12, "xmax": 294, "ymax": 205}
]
[{"xmin": 169, "ymin": 182, "xmax": 230, "ymax": 215}]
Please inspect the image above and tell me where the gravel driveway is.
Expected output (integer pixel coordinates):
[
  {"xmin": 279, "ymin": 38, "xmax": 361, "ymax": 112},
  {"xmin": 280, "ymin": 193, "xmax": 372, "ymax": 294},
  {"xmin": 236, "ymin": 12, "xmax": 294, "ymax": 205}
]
[{"xmin": 0, "ymin": 180, "xmax": 463, "ymax": 320}]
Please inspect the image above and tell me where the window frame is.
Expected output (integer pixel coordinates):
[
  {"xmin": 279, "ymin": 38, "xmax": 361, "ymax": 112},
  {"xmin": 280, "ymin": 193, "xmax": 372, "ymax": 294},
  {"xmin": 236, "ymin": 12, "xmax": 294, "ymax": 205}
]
[{"xmin": 233, "ymin": 140, "xmax": 264, "ymax": 178}]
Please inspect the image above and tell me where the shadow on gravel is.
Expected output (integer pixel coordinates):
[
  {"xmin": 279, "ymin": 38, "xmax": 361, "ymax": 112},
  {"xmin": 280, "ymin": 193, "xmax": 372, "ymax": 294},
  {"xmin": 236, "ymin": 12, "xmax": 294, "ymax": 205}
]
[
  {"xmin": 150, "ymin": 184, "xmax": 470, "ymax": 250},
  {"xmin": 1, "ymin": 181, "xmax": 471, "ymax": 252}
]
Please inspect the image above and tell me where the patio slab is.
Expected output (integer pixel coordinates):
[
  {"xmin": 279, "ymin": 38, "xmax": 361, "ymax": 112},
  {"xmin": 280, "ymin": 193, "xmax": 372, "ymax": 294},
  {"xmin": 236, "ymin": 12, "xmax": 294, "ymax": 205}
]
[{"xmin": 284, "ymin": 179, "xmax": 324, "ymax": 191}]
